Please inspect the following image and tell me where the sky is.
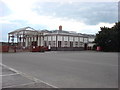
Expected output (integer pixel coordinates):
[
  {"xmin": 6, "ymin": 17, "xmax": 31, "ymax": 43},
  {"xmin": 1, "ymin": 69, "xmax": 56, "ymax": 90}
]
[{"xmin": 0, "ymin": 0, "xmax": 118, "ymax": 42}]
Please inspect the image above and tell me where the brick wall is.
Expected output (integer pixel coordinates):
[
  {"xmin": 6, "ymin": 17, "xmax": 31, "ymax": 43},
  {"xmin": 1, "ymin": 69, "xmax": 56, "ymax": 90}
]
[{"xmin": 0, "ymin": 46, "xmax": 9, "ymax": 52}]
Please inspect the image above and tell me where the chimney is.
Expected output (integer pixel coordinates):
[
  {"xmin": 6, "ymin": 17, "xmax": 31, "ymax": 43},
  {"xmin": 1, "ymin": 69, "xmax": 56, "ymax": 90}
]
[{"xmin": 59, "ymin": 25, "xmax": 62, "ymax": 31}]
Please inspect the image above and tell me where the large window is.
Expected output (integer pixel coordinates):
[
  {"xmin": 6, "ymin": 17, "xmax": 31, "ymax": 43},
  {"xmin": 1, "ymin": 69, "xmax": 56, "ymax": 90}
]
[
  {"xmin": 58, "ymin": 36, "xmax": 62, "ymax": 41},
  {"xmin": 74, "ymin": 37, "xmax": 78, "ymax": 41},
  {"xmin": 84, "ymin": 38, "xmax": 88, "ymax": 43},
  {"xmin": 48, "ymin": 36, "xmax": 51, "ymax": 41},
  {"xmin": 44, "ymin": 36, "xmax": 47, "ymax": 41},
  {"xmin": 80, "ymin": 37, "xmax": 83, "ymax": 42},
  {"xmin": 52, "ymin": 41, "xmax": 56, "ymax": 47},
  {"xmin": 88, "ymin": 38, "xmax": 94, "ymax": 43},
  {"xmin": 64, "ymin": 36, "xmax": 68, "ymax": 41},
  {"xmin": 52, "ymin": 36, "xmax": 56, "ymax": 41},
  {"xmin": 69, "ymin": 37, "xmax": 73, "ymax": 41},
  {"xmin": 75, "ymin": 42, "xmax": 78, "ymax": 47},
  {"xmin": 79, "ymin": 42, "xmax": 83, "ymax": 47},
  {"xmin": 48, "ymin": 41, "xmax": 51, "ymax": 45},
  {"xmin": 64, "ymin": 41, "xmax": 68, "ymax": 47}
]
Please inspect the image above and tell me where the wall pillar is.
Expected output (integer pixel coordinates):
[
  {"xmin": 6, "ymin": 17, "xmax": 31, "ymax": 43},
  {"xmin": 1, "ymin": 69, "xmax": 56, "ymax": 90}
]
[
  {"xmin": 56, "ymin": 35, "xmax": 58, "ymax": 48},
  {"xmin": 37, "ymin": 36, "xmax": 40, "ymax": 46},
  {"xmin": 68, "ymin": 36, "xmax": 70, "ymax": 47},
  {"xmin": 41, "ymin": 36, "xmax": 44, "ymax": 46},
  {"xmin": 25, "ymin": 37, "xmax": 28, "ymax": 47},
  {"xmin": 73, "ymin": 36, "xmax": 75, "ymax": 47},
  {"xmin": 78, "ymin": 37, "xmax": 80, "ymax": 47},
  {"xmin": 62, "ymin": 36, "xmax": 64, "ymax": 47},
  {"xmin": 46, "ymin": 36, "xmax": 49, "ymax": 46},
  {"xmin": 51, "ymin": 36, "xmax": 53, "ymax": 47}
]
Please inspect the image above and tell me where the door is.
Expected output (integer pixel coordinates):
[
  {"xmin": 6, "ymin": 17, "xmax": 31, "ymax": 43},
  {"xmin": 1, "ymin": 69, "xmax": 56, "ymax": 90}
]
[{"xmin": 58, "ymin": 41, "xmax": 62, "ymax": 47}]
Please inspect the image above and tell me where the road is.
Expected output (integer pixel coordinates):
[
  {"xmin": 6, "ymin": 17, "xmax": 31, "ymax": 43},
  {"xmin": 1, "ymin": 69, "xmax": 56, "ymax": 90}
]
[{"xmin": 2, "ymin": 51, "xmax": 118, "ymax": 88}]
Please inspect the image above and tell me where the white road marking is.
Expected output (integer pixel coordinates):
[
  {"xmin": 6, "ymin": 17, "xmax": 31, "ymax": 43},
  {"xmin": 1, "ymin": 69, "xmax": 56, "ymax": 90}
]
[
  {"xmin": 2, "ymin": 82, "xmax": 36, "ymax": 88},
  {"xmin": 0, "ymin": 63, "xmax": 58, "ymax": 88},
  {"xmin": 0, "ymin": 73, "xmax": 19, "ymax": 77},
  {"xmin": 0, "ymin": 63, "xmax": 20, "ymax": 74}
]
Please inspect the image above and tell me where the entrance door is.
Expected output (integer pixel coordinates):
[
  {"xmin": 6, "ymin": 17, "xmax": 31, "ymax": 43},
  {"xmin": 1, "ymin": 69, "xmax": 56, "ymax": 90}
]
[
  {"xmin": 70, "ymin": 42, "xmax": 73, "ymax": 47},
  {"xmin": 84, "ymin": 43, "xmax": 88, "ymax": 50},
  {"xmin": 58, "ymin": 41, "xmax": 62, "ymax": 47},
  {"xmin": 32, "ymin": 41, "xmax": 37, "ymax": 46}
]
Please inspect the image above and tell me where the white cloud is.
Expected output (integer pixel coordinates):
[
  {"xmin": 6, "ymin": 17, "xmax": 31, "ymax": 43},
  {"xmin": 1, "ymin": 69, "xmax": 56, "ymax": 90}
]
[
  {"xmin": 1, "ymin": 0, "xmax": 116, "ymax": 35},
  {"xmin": 26, "ymin": 14, "xmax": 115, "ymax": 34},
  {"xmin": 1, "ymin": 0, "xmax": 36, "ymax": 12},
  {"xmin": 0, "ymin": 19, "xmax": 11, "ymax": 24}
]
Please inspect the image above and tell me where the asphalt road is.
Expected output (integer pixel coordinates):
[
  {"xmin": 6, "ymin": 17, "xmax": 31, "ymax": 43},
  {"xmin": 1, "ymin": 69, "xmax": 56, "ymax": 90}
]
[{"xmin": 2, "ymin": 51, "xmax": 118, "ymax": 88}]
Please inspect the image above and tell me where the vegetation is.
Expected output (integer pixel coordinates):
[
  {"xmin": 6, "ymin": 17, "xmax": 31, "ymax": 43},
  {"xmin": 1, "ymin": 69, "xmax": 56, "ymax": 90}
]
[{"xmin": 94, "ymin": 22, "xmax": 120, "ymax": 52}]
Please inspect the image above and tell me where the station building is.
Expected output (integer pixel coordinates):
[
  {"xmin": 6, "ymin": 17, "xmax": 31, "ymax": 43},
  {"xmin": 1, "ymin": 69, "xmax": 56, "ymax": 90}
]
[{"xmin": 8, "ymin": 26, "xmax": 95, "ymax": 51}]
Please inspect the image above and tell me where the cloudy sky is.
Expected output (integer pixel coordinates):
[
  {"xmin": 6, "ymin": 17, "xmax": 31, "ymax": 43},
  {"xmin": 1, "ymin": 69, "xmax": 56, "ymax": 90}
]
[{"xmin": 0, "ymin": 0, "xmax": 118, "ymax": 42}]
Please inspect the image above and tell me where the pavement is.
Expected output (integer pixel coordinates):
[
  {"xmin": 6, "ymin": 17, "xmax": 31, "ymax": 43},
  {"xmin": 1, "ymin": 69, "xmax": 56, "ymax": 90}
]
[
  {"xmin": 2, "ymin": 51, "xmax": 118, "ymax": 88},
  {"xmin": 1, "ymin": 63, "xmax": 57, "ymax": 89}
]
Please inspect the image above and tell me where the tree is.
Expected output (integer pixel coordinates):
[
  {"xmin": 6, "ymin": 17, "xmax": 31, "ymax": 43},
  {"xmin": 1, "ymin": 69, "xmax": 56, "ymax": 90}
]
[{"xmin": 94, "ymin": 22, "xmax": 120, "ymax": 52}]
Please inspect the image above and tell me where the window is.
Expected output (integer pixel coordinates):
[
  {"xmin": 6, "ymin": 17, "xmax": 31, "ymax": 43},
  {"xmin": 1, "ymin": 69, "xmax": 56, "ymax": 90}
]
[
  {"xmin": 52, "ymin": 36, "xmax": 56, "ymax": 41},
  {"xmin": 58, "ymin": 36, "xmax": 62, "ymax": 41},
  {"xmin": 79, "ymin": 42, "xmax": 83, "ymax": 47},
  {"xmin": 84, "ymin": 38, "xmax": 88, "ymax": 43},
  {"xmin": 69, "ymin": 37, "xmax": 73, "ymax": 41},
  {"xmin": 64, "ymin": 36, "xmax": 68, "ymax": 41},
  {"xmin": 44, "ymin": 37, "xmax": 47, "ymax": 41},
  {"xmin": 53, "ymin": 41, "xmax": 56, "ymax": 47},
  {"xmin": 64, "ymin": 41, "xmax": 68, "ymax": 47},
  {"xmin": 80, "ymin": 37, "xmax": 83, "ymax": 42},
  {"xmin": 48, "ymin": 36, "xmax": 51, "ymax": 41},
  {"xmin": 49, "ymin": 41, "xmax": 51, "ymax": 45},
  {"xmin": 74, "ymin": 37, "xmax": 78, "ymax": 41}
]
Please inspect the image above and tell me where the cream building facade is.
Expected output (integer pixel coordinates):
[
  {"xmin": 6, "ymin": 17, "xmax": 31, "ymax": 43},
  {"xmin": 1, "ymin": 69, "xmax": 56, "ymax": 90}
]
[{"xmin": 8, "ymin": 26, "xmax": 95, "ymax": 51}]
